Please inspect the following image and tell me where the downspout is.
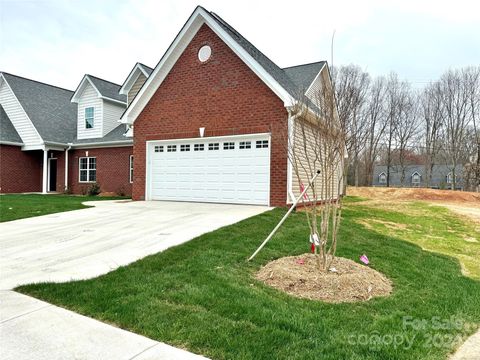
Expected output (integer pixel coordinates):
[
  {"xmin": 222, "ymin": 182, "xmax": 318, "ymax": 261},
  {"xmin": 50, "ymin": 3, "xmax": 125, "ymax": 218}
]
[
  {"xmin": 287, "ymin": 108, "xmax": 300, "ymax": 204},
  {"xmin": 42, "ymin": 149, "xmax": 48, "ymax": 194},
  {"xmin": 65, "ymin": 143, "xmax": 72, "ymax": 192}
]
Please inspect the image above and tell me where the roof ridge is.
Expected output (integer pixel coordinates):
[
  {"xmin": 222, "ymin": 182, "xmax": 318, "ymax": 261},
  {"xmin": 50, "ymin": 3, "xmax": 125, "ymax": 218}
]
[
  {"xmin": 86, "ymin": 74, "xmax": 122, "ymax": 87},
  {"xmin": 208, "ymin": 11, "xmax": 285, "ymax": 75},
  {"xmin": 0, "ymin": 71, "xmax": 74, "ymax": 93},
  {"xmin": 282, "ymin": 61, "xmax": 326, "ymax": 70}
]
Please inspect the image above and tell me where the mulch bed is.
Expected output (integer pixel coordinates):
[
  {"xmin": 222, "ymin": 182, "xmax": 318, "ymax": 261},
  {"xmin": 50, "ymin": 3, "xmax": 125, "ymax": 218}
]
[{"xmin": 256, "ymin": 254, "xmax": 393, "ymax": 303}]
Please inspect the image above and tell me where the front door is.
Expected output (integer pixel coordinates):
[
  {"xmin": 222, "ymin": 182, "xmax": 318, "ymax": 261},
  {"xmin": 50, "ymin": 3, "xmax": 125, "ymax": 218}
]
[{"xmin": 48, "ymin": 159, "xmax": 57, "ymax": 192}]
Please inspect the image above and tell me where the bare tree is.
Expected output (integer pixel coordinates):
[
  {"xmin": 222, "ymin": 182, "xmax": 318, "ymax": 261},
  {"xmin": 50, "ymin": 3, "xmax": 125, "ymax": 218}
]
[
  {"xmin": 395, "ymin": 90, "xmax": 420, "ymax": 185},
  {"xmin": 363, "ymin": 77, "xmax": 388, "ymax": 185},
  {"xmin": 421, "ymin": 82, "xmax": 444, "ymax": 187},
  {"xmin": 439, "ymin": 69, "xmax": 471, "ymax": 190},
  {"xmin": 384, "ymin": 73, "xmax": 411, "ymax": 187},
  {"xmin": 466, "ymin": 66, "xmax": 480, "ymax": 191},
  {"xmin": 332, "ymin": 65, "xmax": 370, "ymax": 186},
  {"xmin": 288, "ymin": 76, "xmax": 346, "ymax": 271}
]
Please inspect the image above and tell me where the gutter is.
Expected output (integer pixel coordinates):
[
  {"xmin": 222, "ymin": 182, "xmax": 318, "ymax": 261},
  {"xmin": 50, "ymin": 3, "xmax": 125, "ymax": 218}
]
[
  {"xmin": 65, "ymin": 143, "xmax": 72, "ymax": 191},
  {"xmin": 0, "ymin": 140, "xmax": 24, "ymax": 146},
  {"xmin": 72, "ymin": 140, "xmax": 133, "ymax": 149}
]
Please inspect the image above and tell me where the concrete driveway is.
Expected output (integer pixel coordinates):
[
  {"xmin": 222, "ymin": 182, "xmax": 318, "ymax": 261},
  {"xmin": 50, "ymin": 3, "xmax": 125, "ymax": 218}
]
[
  {"xmin": 0, "ymin": 200, "xmax": 270, "ymax": 359},
  {"xmin": 0, "ymin": 200, "xmax": 270, "ymax": 289}
]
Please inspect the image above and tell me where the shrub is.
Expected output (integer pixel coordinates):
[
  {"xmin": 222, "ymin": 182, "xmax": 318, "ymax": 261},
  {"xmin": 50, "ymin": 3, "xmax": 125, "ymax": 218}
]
[{"xmin": 87, "ymin": 183, "xmax": 101, "ymax": 196}]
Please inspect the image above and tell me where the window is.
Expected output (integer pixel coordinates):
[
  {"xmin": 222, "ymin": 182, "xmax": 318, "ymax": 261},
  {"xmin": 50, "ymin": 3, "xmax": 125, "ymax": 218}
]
[
  {"xmin": 180, "ymin": 144, "xmax": 190, "ymax": 152},
  {"xmin": 256, "ymin": 140, "xmax": 269, "ymax": 148},
  {"xmin": 194, "ymin": 144, "xmax": 204, "ymax": 151},
  {"xmin": 79, "ymin": 157, "xmax": 96, "ymax": 182},
  {"xmin": 411, "ymin": 172, "xmax": 421, "ymax": 186},
  {"xmin": 378, "ymin": 172, "xmax": 387, "ymax": 184},
  {"xmin": 167, "ymin": 145, "xmax": 177, "ymax": 152},
  {"xmin": 154, "ymin": 145, "xmax": 164, "ymax": 152},
  {"xmin": 223, "ymin": 142, "xmax": 235, "ymax": 150},
  {"xmin": 208, "ymin": 143, "xmax": 219, "ymax": 150},
  {"xmin": 85, "ymin": 107, "xmax": 94, "ymax": 129},
  {"xmin": 198, "ymin": 45, "xmax": 212, "ymax": 62},
  {"xmin": 239, "ymin": 141, "xmax": 251, "ymax": 149}
]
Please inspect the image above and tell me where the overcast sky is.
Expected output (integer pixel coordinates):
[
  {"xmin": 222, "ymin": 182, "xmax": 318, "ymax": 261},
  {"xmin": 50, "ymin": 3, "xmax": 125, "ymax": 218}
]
[{"xmin": 1, "ymin": 0, "xmax": 479, "ymax": 91}]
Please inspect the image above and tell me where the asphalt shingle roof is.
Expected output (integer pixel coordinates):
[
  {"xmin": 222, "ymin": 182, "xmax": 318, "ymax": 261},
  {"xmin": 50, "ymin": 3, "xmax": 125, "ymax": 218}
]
[
  {"xmin": 2, "ymin": 72, "xmax": 77, "ymax": 143},
  {"xmin": 283, "ymin": 62, "xmax": 325, "ymax": 91},
  {"xmin": 207, "ymin": 9, "xmax": 325, "ymax": 98},
  {"xmin": 73, "ymin": 124, "xmax": 130, "ymax": 144},
  {"xmin": 87, "ymin": 75, "xmax": 127, "ymax": 103},
  {"xmin": 0, "ymin": 104, "xmax": 22, "ymax": 143}
]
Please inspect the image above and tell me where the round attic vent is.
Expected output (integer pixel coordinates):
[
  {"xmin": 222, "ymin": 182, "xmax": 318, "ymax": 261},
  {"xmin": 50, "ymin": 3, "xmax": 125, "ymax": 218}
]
[{"xmin": 198, "ymin": 45, "xmax": 212, "ymax": 62}]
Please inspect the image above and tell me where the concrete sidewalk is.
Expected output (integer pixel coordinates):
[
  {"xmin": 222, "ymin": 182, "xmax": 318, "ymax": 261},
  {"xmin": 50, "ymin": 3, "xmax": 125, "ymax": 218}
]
[{"xmin": 0, "ymin": 291, "xmax": 206, "ymax": 360}]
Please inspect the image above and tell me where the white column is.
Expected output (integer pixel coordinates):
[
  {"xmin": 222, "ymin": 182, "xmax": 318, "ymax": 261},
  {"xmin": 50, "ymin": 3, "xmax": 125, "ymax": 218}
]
[
  {"xmin": 64, "ymin": 148, "xmax": 69, "ymax": 191},
  {"xmin": 42, "ymin": 149, "xmax": 48, "ymax": 194}
]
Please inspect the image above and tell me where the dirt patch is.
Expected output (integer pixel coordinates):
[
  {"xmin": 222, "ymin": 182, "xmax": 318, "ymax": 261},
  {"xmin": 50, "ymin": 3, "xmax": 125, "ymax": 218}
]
[
  {"xmin": 348, "ymin": 187, "xmax": 480, "ymax": 205},
  {"xmin": 357, "ymin": 219, "xmax": 408, "ymax": 231},
  {"xmin": 256, "ymin": 254, "xmax": 393, "ymax": 303}
]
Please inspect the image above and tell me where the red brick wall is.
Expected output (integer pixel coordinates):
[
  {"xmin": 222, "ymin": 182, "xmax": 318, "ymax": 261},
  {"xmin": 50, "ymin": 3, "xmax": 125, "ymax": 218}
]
[
  {"xmin": 133, "ymin": 24, "xmax": 288, "ymax": 206},
  {"xmin": 68, "ymin": 147, "xmax": 133, "ymax": 195},
  {"xmin": 0, "ymin": 145, "xmax": 42, "ymax": 193}
]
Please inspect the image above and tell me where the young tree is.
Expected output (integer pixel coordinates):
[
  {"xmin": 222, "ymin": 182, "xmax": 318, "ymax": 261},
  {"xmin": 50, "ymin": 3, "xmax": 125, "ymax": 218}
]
[{"xmin": 288, "ymin": 75, "xmax": 346, "ymax": 271}]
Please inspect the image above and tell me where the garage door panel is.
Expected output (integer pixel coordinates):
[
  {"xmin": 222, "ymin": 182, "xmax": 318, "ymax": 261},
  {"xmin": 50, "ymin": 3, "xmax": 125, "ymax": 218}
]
[{"xmin": 149, "ymin": 135, "xmax": 270, "ymax": 205}]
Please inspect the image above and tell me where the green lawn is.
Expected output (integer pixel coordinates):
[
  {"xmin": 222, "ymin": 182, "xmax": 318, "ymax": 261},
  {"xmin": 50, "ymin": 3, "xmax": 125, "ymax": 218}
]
[
  {"xmin": 17, "ymin": 198, "xmax": 480, "ymax": 359},
  {"xmin": 0, "ymin": 194, "xmax": 129, "ymax": 222}
]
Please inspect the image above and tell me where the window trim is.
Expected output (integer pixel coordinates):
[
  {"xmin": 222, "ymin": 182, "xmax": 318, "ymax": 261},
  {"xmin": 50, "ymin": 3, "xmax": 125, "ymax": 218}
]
[
  {"xmin": 79, "ymin": 157, "xmax": 97, "ymax": 183},
  {"xmin": 129, "ymin": 155, "xmax": 134, "ymax": 183},
  {"xmin": 85, "ymin": 107, "xmax": 95, "ymax": 129}
]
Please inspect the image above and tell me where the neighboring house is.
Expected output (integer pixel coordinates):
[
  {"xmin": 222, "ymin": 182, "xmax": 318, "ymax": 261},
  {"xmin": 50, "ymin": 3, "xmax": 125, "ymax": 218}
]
[
  {"xmin": 121, "ymin": 6, "xmax": 343, "ymax": 206},
  {"xmin": 373, "ymin": 164, "xmax": 464, "ymax": 190},
  {"xmin": 0, "ymin": 71, "xmax": 143, "ymax": 194}
]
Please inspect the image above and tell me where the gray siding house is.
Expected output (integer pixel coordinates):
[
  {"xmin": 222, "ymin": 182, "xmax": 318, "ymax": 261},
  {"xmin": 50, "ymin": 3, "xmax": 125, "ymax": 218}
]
[{"xmin": 373, "ymin": 164, "xmax": 464, "ymax": 189}]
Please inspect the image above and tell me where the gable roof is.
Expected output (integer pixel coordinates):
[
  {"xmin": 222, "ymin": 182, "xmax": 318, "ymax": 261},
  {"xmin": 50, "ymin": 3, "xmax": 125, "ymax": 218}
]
[
  {"xmin": 71, "ymin": 74, "xmax": 127, "ymax": 105},
  {"xmin": 0, "ymin": 104, "xmax": 23, "ymax": 144},
  {"xmin": 121, "ymin": 6, "xmax": 328, "ymax": 124},
  {"xmin": 139, "ymin": 63, "xmax": 154, "ymax": 76},
  {"xmin": 1, "ymin": 72, "xmax": 77, "ymax": 143},
  {"xmin": 119, "ymin": 62, "xmax": 154, "ymax": 95}
]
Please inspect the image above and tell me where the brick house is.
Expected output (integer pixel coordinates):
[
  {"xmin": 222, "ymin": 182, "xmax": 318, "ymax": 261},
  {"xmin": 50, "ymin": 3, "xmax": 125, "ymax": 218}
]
[
  {"xmin": 1, "ymin": 6, "xmax": 342, "ymax": 206},
  {"xmin": 0, "ymin": 68, "xmax": 152, "ymax": 195},
  {"xmin": 121, "ymin": 6, "xmax": 342, "ymax": 206}
]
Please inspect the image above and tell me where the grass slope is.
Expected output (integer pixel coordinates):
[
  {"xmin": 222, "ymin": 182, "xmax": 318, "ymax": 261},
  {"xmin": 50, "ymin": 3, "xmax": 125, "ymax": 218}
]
[
  {"xmin": 17, "ymin": 199, "xmax": 480, "ymax": 359},
  {"xmin": 0, "ymin": 194, "xmax": 128, "ymax": 222}
]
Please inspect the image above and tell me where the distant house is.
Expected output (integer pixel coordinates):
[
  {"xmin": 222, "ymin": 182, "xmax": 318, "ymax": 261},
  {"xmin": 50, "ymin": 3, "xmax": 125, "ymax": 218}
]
[{"xmin": 373, "ymin": 164, "xmax": 464, "ymax": 189}]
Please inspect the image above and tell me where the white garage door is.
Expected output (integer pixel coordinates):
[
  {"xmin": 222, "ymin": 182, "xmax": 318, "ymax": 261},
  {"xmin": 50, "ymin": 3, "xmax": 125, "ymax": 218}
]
[{"xmin": 147, "ymin": 134, "xmax": 270, "ymax": 205}]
